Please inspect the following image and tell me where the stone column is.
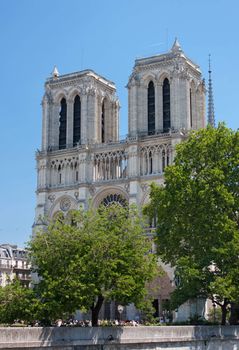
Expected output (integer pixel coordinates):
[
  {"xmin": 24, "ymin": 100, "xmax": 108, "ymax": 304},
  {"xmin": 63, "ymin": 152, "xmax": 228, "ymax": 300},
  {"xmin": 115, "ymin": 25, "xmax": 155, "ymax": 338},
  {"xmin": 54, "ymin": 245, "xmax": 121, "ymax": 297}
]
[
  {"xmin": 52, "ymin": 102, "xmax": 60, "ymax": 149},
  {"xmin": 138, "ymin": 84, "xmax": 147, "ymax": 134},
  {"xmin": 185, "ymin": 79, "xmax": 191, "ymax": 130},
  {"xmin": 41, "ymin": 96, "xmax": 49, "ymax": 151},
  {"xmin": 153, "ymin": 151, "xmax": 158, "ymax": 174},
  {"xmin": 128, "ymin": 144, "xmax": 139, "ymax": 177},
  {"xmin": 197, "ymin": 85, "xmax": 206, "ymax": 129},
  {"xmin": 114, "ymin": 100, "xmax": 120, "ymax": 141},
  {"xmin": 87, "ymin": 91, "xmax": 97, "ymax": 143},
  {"xmin": 79, "ymin": 153, "xmax": 87, "ymax": 182},
  {"xmin": 158, "ymin": 150, "xmax": 162, "ymax": 174},
  {"xmin": 38, "ymin": 159, "xmax": 48, "ymax": 189},
  {"xmin": 86, "ymin": 152, "xmax": 94, "ymax": 183},
  {"xmin": 177, "ymin": 78, "xmax": 188, "ymax": 130},
  {"xmin": 67, "ymin": 99, "xmax": 74, "ymax": 148},
  {"xmin": 128, "ymin": 82, "xmax": 138, "ymax": 136},
  {"xmin": 97, "ymin": 95, "xmax": 102, "ymax": 143}
]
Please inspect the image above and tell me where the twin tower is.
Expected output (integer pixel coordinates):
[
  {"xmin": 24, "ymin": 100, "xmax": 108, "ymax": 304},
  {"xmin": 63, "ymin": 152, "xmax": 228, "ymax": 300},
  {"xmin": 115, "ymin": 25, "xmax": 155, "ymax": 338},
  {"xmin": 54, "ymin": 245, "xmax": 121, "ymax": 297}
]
[{"xmin": 35, "ymin": 39, "xmax": 205, "ymax": 226}]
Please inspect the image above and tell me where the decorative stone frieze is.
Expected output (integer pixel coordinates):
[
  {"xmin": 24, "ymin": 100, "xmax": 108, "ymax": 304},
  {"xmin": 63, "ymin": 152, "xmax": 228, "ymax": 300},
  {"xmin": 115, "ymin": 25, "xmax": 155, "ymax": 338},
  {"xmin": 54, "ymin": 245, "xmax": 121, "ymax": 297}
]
[{"xmin": 60, "ymin": 197, "xmax": 71, "ymax": 212}]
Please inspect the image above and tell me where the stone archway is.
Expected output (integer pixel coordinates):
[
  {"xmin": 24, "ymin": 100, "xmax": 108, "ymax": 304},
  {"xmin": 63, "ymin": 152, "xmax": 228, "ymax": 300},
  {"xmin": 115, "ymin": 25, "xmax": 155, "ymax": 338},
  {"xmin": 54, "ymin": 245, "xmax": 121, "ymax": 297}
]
[
  {"xmin": 48, "ymin": 195, "xmax": 78, "ymax": 218},
  {"xmin": 92, "ymin": 186, "xmax": 129, "ymax": 208}
]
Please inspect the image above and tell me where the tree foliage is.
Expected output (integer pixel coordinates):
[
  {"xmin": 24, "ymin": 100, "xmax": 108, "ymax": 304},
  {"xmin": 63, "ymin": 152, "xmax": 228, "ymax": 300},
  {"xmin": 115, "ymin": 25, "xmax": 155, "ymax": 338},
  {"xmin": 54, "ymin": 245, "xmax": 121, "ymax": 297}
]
[
  {"xmin": 145, "ymin": 124, "xmax": 239, "ymax": 324},
  {"xmin": 0, "ymin": 279, "xmax": 38, "ymax": 324},
  {"xmin": 28, "ymin": 204, "xmax": 157, "ymax": 326}
]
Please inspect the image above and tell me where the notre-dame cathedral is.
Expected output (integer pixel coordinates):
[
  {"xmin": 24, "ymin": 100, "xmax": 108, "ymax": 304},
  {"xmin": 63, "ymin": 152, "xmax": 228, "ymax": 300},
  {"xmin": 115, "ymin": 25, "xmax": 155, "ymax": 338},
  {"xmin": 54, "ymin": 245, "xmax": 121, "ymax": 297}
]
[{"xmin": 34, "ymin": 39, "xmax": 206, "ymax": 320}]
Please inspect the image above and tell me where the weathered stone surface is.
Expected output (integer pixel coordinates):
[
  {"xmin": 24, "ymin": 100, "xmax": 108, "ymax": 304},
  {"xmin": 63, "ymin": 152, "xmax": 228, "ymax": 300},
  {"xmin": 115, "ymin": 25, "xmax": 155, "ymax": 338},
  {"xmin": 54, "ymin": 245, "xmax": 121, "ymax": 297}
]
[{"xmin": 0, "ymin": 326, "xmax": 239, "ymax": 350}]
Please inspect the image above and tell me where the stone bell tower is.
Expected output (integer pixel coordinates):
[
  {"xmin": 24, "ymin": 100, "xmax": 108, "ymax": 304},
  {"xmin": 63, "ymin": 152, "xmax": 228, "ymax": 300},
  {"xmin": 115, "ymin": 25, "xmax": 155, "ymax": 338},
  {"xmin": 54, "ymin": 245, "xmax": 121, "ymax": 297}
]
[
  {"xmin": 127, "ymin": 39, "xmax": 205, "ymax": 137},
  {"xmin": 34, "ymin": 69, "xmax": 120, "ymax": 228},
  {"xmin": 41, "ymin": 69, "xmax": 119, "ymax": 151}
]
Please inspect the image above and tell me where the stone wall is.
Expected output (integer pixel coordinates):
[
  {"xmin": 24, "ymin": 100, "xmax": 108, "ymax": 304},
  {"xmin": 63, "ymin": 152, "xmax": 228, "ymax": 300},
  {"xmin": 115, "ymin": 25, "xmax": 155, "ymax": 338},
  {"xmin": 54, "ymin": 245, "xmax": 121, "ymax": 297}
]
[{"xmin": 0, "ymin": 326, "xmax": 239, "ymax": 350}]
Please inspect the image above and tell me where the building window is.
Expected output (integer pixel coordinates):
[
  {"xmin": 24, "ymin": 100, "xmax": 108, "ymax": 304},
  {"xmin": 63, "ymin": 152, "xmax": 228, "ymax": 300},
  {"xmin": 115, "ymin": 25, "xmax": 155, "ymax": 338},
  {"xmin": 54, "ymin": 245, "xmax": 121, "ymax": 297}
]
[
  {"xmin": 101, "ymin": 194, "xmax": 127, "ymax": 207},
  {"xmin": 149, "ymin": 151, "xmax": 153, "ymax": 174},
  {"xmin": 73, "ymin": 95, "xmax": 81, "ymax": 146},
  {"xmin": 162, "ymin": 150, "xmax": 165, "ymax": 171},
  {"xmin": 101, "ymin": 100, "xmax": 105, "ymax": 143},
  {"xmin": 58, "ymin": 165, "xmax": 62, "ymax": 184},
  {"xmin": 163, "ymin": 78, "xmax": 170, "ymax": 132},
  {"xmin": 59, "ymin": 98, "xmax": 67, "ymax": 149},
  {"xmin": 190, "ymin": 88, "xmax": 193, "ymax": 128},
  {"xmin": 148, "ymin": 81, "xmax": 155, "ymax": 135}
]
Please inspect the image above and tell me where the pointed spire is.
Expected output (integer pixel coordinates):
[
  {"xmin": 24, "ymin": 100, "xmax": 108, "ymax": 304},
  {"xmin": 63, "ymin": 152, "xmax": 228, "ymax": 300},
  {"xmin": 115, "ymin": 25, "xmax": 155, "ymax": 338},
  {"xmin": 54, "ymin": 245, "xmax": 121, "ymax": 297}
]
[
  {"xmin": 52, "ymin": 65, "xmax": 59, "ymax": 79},
  {"xmin": 207, "ymin": 54, "xmax": 215, "ymax": 127},
  {"xmin": 171, "ymin": 37, "xmax": 182, "ymax": 53}
]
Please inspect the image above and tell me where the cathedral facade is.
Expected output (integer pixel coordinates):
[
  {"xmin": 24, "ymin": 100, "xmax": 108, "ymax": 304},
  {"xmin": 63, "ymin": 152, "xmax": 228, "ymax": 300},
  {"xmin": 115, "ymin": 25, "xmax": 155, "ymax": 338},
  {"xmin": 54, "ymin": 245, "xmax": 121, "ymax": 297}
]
[{"xmin": 34, "ymin": 39, "xmax": 206, "ymax": 320}]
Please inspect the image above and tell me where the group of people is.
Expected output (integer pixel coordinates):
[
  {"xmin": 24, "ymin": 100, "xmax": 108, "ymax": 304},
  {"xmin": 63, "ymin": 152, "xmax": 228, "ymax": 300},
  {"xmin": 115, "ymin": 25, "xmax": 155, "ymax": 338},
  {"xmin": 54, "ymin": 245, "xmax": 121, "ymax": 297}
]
[{"xmin": 55, "ymin": 318, "xmax": 139, "ymax": 327}]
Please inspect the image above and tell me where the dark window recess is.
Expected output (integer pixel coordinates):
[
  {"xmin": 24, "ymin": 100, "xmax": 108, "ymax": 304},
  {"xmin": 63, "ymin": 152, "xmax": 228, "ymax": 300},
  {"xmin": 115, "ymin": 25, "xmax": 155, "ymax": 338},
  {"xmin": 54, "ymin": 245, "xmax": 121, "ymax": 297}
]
[
  {"xmin": 59, "ymin": 98, "xmax": 67, "ymax": 149},
  {"xmin": 149, "ymin": 151, "xmax": 153, "ymax": 174},
  {"xmin": 162, "ymin": 151, "xmax": 165, "ymax": 171},
  {"xmin": 102, "ymin": 101, "xmax": 105, "ymax": 143},
  {"xmin": 148, "ymin": 81, "xmax": 155, "ymax": 135},
  {"xmin": 163, "ymin": 78, "xmax": 171, "ymax": 132},
  {"xmin": 73, "ymin": 95, "xmax": 81, "ymax": 146},
  {"xmin": 190, "ymin": 88, "xmax": 193, "ymax": 128},
  {"xmin": 152, "ymin": 299, "xmax": 159, "ymax": 318}
]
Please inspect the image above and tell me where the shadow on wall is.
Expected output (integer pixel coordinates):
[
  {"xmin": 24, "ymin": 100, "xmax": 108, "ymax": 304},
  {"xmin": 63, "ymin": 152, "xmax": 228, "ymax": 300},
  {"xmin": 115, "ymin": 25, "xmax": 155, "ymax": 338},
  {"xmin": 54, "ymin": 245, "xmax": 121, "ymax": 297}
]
[{"xmin": 39, "ymin": 326, "xmax": 124, "ymax": 348}]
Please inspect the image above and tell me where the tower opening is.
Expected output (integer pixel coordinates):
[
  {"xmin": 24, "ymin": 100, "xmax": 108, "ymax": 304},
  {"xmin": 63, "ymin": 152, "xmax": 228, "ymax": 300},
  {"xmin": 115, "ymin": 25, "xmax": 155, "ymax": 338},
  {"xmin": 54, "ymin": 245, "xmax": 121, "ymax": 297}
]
[
  {"xmin": 163, "ymin": 78, "xmax": 170, "ymax": 132},
  {"xmin": 73, "ymin": 95, "xmax": 81, "ymax": 146},
  {"xmin": 101, "ymin": 100, "xmax": 105, "ymax": 143},
  {"xmin": 148, "ymin": 81, "xmax": 155, "ymax": 135},
  {"xmin": 59, "ymin": 98, "xmax": 67, "ymax": 149}
]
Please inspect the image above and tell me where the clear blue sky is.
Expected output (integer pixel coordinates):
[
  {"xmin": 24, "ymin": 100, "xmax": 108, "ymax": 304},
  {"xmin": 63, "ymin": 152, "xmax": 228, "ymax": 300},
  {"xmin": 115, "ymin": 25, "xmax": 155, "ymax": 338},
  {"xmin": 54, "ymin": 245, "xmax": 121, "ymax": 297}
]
[{"xmin": 0, "ymin": 0, "xmax": 238, "ymax": 247}]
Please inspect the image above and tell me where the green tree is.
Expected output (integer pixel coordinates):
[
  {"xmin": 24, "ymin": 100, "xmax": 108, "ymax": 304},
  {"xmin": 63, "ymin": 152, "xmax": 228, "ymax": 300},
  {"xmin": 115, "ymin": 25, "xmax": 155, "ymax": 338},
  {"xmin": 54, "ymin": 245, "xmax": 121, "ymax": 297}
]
[
  {"xmin": 29, "ymin": 204, "xmax": 157, "ymax": 326},
  {"xmin": 0, "ymin": 279, "xmax": 39, "ymax": 324},
  {"xmin": 145, "ymin": 124, "xmax": 239, "ymax": 325}
]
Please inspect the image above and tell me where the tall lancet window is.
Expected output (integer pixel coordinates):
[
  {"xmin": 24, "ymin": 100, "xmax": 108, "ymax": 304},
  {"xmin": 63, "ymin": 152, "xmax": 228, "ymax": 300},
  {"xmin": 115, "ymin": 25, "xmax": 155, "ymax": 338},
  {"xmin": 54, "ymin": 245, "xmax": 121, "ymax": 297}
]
[
  {"xmin": 59, "ymin": 98, "xmax": 67, "ymax": 149},
  {"xmin": 163, "ymin": 78, "xmax": 171, "ymax": 132},
  {"xmin": 101, "ymin": 100, "xmax": 105, "ymax": 143},
  {"xmin": 190, "ymin": 88, "xmax": 193, "ymax": 128},
  {"xmin": 73, "ymin": 95, "xmax": 81, "ymax": 146},
  {"xmin": 148, "ymin": 81, "xmax": 155, "ymax": 135}
]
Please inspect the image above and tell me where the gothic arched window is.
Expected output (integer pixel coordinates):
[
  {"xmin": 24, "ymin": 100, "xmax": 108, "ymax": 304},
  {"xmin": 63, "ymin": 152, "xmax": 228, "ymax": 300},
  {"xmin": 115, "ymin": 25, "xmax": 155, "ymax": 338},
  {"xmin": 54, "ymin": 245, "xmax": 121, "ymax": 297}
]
[
  {"xmin": 101, "ymin": 100, "xmax": 105, "ymax": 143},
  {"xmin": 101, "ymin": 194, "xmax": 127, "ymax": 207},
  {"xmin": 190, "ymin": 88, "xmax": 193, "ymax": 128},
  {"xmin": 163, "ymin": 78, "xmax": 171, "ymax": 132},
  {"xmin": 59, "ymin": 98, "xmax": 67, "ymax": 149},
  {"xmin": 149, "ymin": 151, "xmax": 153, "ymax": 174},
  {"xmin": 73, "ymin": 95, "xmax": 81, "ymax": 146},
  {"xmin": 162, "ymin": 150, "xmax": 165, "ymax": 172},
  {"xmin": 148, "ymin": 81, "xmax": 155, "ymax": 135}
]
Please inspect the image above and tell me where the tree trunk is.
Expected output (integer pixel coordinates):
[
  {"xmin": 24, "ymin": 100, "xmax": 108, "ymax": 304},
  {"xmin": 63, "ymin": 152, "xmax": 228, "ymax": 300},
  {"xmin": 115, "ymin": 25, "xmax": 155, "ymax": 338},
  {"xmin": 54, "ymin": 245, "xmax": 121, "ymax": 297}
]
[
  {"xmin": 221, "ymin": 303, "xmax": 227, "ymax": 325},
  {"xmin": 91, "ymin": 295, "xmax": 104, "ymax": 327}
]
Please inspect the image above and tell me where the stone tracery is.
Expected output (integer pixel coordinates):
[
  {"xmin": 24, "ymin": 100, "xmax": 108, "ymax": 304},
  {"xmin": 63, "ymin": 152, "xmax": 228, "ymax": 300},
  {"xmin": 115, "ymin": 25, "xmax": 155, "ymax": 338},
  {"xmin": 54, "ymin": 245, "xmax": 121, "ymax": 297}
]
[
  {"xmin": 93, "ymin": 149, "xmax": 128, "ymax": 181},
  {"xmin": 140, "ymin": 143, "xmax": 171, "ymax": 176}
]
